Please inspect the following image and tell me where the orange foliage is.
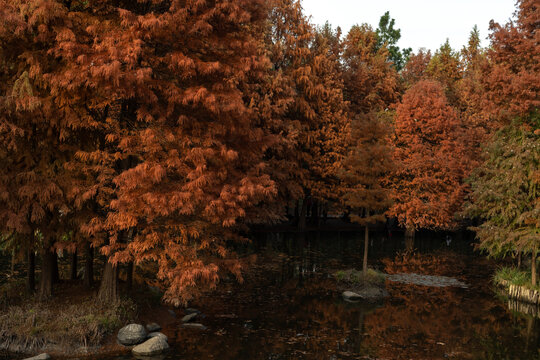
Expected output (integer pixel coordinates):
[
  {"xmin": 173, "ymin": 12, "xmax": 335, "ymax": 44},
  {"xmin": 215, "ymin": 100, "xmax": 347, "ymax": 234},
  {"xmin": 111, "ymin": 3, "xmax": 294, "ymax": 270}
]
[
  {"xmin": 388, "ymin": 80, "xmax": 469, "ymax": 231},
  {"xmin": 482, "ymin": 0, "xmax": 540, "ymax": 124}
]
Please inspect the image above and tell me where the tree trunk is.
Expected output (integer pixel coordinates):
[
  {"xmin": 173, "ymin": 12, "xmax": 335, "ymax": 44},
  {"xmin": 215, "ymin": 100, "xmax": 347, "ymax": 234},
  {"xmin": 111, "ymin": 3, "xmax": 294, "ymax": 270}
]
[
  {"xmin": 38, "ymin": 245, "xmax": 55, "ymax": 300},
  {"xmin": 70, "ymin": 250, "xmax": 78, "ymax": 280},
  {"xmin": 298, "ymin": 198, "xmax": 308, "ymax": 230},
  {"xmin": 126, "ymin": 261, "xmax": 134, "ymax": 291},
  {"xmin": 27, "ymin": 250, "xmax": 35, "ymax": 293},
  {"xmin": 532, "ymin": 253, "xmax": 537, "ymax": 287},
  {"xmin": 98, "ymin": 260, "xmax": 118, "ymax": 303},
  {"xmin": 83, "ymin": 242, "xmax": 94, "ymax": 288},
  {"xmin": 52, "ymin": 251, "xmax": 60, "ymax": 283},
  {"xmin": 405, "ymin": 226, "xmax": 415, "ymax": 251},
  {"xmin": 10, "ymin": 250, "xmax": 16, "ymax": 276},
  {"xmin": 363, "ymin": 225, "xmax": 369, "ymax": 276}
]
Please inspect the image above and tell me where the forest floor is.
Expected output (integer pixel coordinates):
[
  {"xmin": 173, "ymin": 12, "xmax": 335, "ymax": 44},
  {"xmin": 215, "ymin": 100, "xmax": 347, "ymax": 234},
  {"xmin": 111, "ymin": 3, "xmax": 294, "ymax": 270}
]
[{"xmin": 0, "ymin": 256, "xmax": 177, "ymax": 359}]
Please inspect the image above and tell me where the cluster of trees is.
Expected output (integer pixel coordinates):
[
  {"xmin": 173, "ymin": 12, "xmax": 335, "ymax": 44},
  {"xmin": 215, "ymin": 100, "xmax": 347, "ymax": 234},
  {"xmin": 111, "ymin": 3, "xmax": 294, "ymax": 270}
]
[{"xmin": 0, "ymin": 0, "xmax": 537, "ymax": 305}]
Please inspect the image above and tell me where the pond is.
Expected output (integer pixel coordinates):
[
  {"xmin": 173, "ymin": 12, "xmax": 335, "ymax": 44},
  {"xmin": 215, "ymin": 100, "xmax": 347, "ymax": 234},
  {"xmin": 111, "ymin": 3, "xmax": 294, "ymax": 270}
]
[{"xmin": 6, "ymin": 231, "xmax": 540, "ymax": 359}]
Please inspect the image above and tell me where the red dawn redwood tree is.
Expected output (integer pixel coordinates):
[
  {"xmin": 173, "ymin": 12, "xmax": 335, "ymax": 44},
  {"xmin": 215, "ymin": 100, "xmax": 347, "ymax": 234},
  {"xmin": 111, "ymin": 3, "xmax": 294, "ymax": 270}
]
[
  {"xmin": 265, "ymin": 0, "xmax": 349, "ymax": 229},
  {"xmin": 388, "ymin": 80, "xmax": 469, "ymax": 249},
  {"xmin": 0, "ymin": 0, "xmax": 71, "ymax": 299},
  {"xmin": 85, "ymin": 0, "xmax": 278, "ymax": 305},
  {"xmin": 482, "ymin": 0, "xmax": 540, "ymax": 125},
  {"xmin": 340, "ymin": 116, "xmax": 393, "ymax": 274},
  {"xmin": 401, "ymin": 48, "xmax": 431, "ymax": 88},
  {"xmin": 340, "ymin": 24, "xmax": 397, "ymax": 266}
]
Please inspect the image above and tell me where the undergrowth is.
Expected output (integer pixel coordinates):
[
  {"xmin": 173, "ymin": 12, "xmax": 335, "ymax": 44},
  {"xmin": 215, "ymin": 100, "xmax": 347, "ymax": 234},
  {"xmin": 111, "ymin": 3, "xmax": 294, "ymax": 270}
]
[
  {"xmin": 333, "ymin": 268, "xmax": 386, "ymax": 286},
  {"xmin": 494, "ymin": 266, "xmax": 540, "ymax": 291},
  {"xmin": 0, "ymin": 297, "xmax": 137, "ymax": 352}
]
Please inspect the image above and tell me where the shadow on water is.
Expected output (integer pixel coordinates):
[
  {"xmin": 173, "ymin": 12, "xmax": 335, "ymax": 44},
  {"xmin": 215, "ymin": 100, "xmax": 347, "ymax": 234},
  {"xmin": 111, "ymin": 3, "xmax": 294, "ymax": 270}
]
[{"xmin": 6, "ymin": 231, "xmax": 540, "ymax": 360}]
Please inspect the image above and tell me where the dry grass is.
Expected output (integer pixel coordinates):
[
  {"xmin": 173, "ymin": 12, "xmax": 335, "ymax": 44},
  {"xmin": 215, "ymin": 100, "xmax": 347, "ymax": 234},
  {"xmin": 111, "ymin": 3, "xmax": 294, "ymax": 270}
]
[{"xmin": 0, "ymin": 297, "xmax": 136, "ymax": 353}]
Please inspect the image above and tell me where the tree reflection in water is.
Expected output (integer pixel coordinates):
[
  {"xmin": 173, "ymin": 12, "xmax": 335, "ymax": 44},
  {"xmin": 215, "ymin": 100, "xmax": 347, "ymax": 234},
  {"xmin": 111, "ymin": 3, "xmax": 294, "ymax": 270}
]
[{"xmin": 99, "ymin": 232, "xmax": 540, "ymax": 360}]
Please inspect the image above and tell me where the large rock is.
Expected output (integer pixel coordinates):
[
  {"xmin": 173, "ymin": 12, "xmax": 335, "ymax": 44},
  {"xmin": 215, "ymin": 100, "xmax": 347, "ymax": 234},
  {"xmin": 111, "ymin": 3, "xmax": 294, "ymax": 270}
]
[
  {"xmin": 23, "ymin": 354, "xmax": 51, "ymax": 360},
  {"xmin": 132, "ymin": 336, "xmax": 170, "ymax": 356},
  {"xmin": 148, "ymin": 332, "xmax": 168, "ymax": 342},
  {"xmin": 181, "ymin": 323, "xmax": 207, "ymax": 330},
  {"xmin": 118, "ymin": 323, "xmax": 148, "ymax": 345},
  {"xmin": 146, "ymin": 322, "xmax": 161, "ymax": 332},
  {"xmin": 181, "ymin": 312, "xmax": 197, "ymax": 323}
]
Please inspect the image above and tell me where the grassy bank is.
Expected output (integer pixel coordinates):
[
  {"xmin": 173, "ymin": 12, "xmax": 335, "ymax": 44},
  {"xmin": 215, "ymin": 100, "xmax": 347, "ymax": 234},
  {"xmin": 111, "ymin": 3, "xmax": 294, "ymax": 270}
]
[
  {"xmin": 0, "ymin": 291, "xmax": 137, "ymax": 354},
  {"xmin": 333, "ymin": 268, "xmax": 386, "ymax": 286},
  {"xmin": 494, "ymin": 266, "xmax": 540, "ymax": 291}
]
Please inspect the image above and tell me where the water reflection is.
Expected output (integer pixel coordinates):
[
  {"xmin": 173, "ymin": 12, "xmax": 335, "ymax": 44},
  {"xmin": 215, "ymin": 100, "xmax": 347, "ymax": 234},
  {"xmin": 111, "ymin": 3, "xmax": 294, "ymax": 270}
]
[{"xmin": 12, "ymin": 231, "xmax": 540, "ymax": 360}]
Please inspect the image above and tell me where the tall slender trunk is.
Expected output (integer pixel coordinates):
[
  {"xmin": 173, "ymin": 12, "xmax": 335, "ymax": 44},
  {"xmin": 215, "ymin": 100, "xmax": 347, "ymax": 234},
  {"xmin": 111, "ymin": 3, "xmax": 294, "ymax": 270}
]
[
  {"xmin": 310, "ymin": 200, "xmax": 318, "ymax": 225},
  {"xmin": 518, "ymin": 251, "xmax": 522, "ymax": 269},
  {"xmin": 405, "ymin": 226, "xmax": 415, "ymax": 251},
  {"xmin": 363, "ymin": 225, "xmax": 369, "ymax": 275},
  {"xmin": 84, "ymin": 242, "xmax": 94, "ymax": 288},
  {"xmin": 52, "ymin": 251, "xmax": 60, "ymax": 283},
  {"xmin": 298, "ymin": 198, "xmax": 308, "ymax": 230},
  {"xmin": 70, "ymin": 250, "xmax": 78, "ymax": 280},
  {"xmin": 98, "ymin": 261, "xmax": 118, "ymax": 303},
  {"xmin": 126, "ymin": 261, "xmax": 134, "ymax": 291},
  {"xmin": 39, "ymin": 244, "xmax": 54, "ymax": 300},
  {"xmin": 532, "ymin": 252, "xmax": 537, "ymax": 287},
  {"xmin": 10, "ymin": 250, "xmax": 16, "ymax": 276},
  {"xmin": 27, "ymin": 250, "xmax": 35, "ymax": 293}
]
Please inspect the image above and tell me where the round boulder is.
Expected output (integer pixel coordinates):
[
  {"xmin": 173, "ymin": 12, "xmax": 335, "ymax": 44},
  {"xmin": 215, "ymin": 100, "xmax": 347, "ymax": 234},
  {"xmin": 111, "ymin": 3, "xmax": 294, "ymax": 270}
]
[
  {"xmin": 132, "ymin": 336, "xmax": 170, "ymax": 356},
  {"xmin": 146, "ymin": 322, "xmax": 161, "ymax": 332},
  {"xmin": 148, "ymin": 332, "xmax": 168, "ymax": 342},
  {"xmin": 118, "ymin": 323, "xmax": 148, "ymax": 346}
]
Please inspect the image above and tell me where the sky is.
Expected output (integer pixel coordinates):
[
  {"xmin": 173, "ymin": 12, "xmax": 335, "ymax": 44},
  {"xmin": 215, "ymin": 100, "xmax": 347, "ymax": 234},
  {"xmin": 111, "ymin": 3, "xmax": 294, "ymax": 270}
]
[{"xmin": 302, "ymin": 0, "xmax": 517, "ymax": 52}]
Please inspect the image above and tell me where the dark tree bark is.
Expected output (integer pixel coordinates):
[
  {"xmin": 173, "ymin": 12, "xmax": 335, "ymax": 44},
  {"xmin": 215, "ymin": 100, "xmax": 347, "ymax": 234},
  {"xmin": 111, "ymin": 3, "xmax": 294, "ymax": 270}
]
[
  {"xmin": 70, "ymin": 250, "xmax": 78, "ymax": 280},
  {"xmin": 83, "ymin": 242, "xmax": 94, "ymax": 288},
  {"xmin": 126, "ymin": 261, "xmax": 134, "ymax": 291},
  {"xmin": 98, "ymin": 260, "xmax": 118, "ymax": 303},
  {"xmin": 298, "ymin": 198, "xmax": 308, "ymax": 230},
  {"xmin": 10, "ymin": 250, "xmax": 15, "ymax": 276},
  {"xmin": 532, "ymin": 252, "xmax": 537, "ymax": 287},
  {"xmin": 38, "ymin": 245, "xmax": 55, "ymax": 300},
  {"xmin": 405, "ymin": 226, "xmax": 415, "ymax": 251},
  {"xmin": 27, "ymin": 250, "xmax": 35, "ymax": 293},
  {"xmin": 52, "ymin": 251, "xmax": 60, "ymax": 284},
  {"xmin": 363, "ymin": 225, "xmax": 369, "ymax": 275}
]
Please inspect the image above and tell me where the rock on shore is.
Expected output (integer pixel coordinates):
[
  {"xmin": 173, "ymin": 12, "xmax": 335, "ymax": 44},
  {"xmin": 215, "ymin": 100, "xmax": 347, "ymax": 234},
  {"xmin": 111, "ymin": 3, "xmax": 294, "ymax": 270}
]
[
  {"xmin": 132, "ymin": 336, "xmax": 170, "ymax": 356},
  {"xmin": 117, "ymin": 324, "xmax": 148, "ymax": 345}
]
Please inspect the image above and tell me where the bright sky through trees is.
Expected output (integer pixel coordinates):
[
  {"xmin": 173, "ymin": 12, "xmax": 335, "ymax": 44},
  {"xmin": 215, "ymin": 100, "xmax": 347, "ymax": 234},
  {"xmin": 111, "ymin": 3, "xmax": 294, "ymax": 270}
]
[{"xmin": 302, "ymin": 0, "xmax": 516, "ymax": 52}]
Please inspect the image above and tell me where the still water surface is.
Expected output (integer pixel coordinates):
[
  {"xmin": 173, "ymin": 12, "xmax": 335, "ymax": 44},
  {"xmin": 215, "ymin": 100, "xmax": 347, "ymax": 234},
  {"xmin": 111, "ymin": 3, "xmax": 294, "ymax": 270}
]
[{"xmin": 11, "ymin": 231, "xmax": 540, "ymax": 359}]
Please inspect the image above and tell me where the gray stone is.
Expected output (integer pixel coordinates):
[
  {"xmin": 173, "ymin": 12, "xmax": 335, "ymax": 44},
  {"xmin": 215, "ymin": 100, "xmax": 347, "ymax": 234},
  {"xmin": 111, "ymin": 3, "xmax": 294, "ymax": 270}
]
[
  {"xmin": 118, "ymin": 323, "xmax": 148, "ymax": 345},
  {"xmin": 23, "ymin": 354, "xmax": 51, "ymax": 360},
  {"xmin": 181, "ymin": 312, "xmax": 197, "ymax": 323},
  {"xmin": 181, "ymin": 323, "xmax": 207, "ymax": 330},
  {"xmin": 148, "ymin": 332, "xmax": 168, "ymax": 342},
  {"xmin": 132, "ymin": 336, "xmax": 170, "ymax": 356},
  {"xmin": 342, "ymin": 291, "xmax": 363, "ymax": 300},
  {"xmin": 146, "ymin": 322, "xmax": 161, "ymax": 332},
  {"xmin": 185, "ymin": 308, "xmax": 200, "ymax": 314}
]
